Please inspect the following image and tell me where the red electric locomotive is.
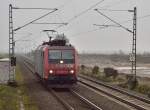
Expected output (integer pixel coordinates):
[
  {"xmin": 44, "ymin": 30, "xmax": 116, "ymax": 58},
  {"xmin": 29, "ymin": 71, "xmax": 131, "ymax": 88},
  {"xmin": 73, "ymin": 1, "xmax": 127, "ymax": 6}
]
[{"xmin": 34, "ymin": 34, "xmax": 78, "ymax": 87}]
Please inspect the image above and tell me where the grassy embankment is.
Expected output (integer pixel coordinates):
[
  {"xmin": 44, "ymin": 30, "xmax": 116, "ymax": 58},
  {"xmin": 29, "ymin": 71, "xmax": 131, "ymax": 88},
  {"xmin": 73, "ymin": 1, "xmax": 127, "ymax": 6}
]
[
  {"xmin": 0, "ymin": 65, "xmax": 38, "ymax": 110},
  {"xmin": 79, "ymin": 65, "xmax": 150, "ymax": 97}
]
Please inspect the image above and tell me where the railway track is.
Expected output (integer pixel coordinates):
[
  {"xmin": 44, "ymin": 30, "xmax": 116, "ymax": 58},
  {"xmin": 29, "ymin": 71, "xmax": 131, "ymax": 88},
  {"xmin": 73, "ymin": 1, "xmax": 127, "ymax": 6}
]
[
  {"xmin": 23, "ymin": 59, "xmax": 74, "ymax": 110},
  {"xmin": 22, "ymin": 56, "xmax": 150, "ymax": 110},
  {"xmin": 50, "ymin": 88, "xmax": 103, "ymax": 110},
  {"xmin": 78, "ymin": 74, "xmax": 150, "ymax": 110},
  {"xmin": 22, "ymin": 56, "xmax": 103, "ymax": 110}
]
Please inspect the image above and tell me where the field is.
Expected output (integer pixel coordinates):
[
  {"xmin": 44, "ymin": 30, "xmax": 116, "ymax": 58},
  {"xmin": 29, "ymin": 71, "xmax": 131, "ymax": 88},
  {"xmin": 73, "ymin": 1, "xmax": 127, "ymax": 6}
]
[{"xmin": 79, "ymin": 54, "xmax": 150, "ymax": 77}]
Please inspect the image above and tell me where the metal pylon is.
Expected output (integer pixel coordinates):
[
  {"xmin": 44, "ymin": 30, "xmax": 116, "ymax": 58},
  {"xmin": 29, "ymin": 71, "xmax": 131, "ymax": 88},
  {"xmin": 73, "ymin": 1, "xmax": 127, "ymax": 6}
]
[
  {"xmin": 8, "ymin": 4, "xmax": 15, "ymax": 83},
  {"xmin": 131, "ymin": 7, "xmax": 137, "ymax": 81}
]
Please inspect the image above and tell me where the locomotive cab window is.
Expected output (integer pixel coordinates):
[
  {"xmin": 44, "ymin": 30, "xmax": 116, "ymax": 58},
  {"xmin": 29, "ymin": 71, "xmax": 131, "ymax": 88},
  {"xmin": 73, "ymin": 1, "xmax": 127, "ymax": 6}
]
[
  {"xmin": 49, "ymin": 50, "xmax": 61, "ymax": 59},
  {"xmin": 49, "ymin": 50, "xmax": 74, "ymax": 64},
  {"xmin": 62, "ymin": 50, "xmax": 74, "ymax": 63},
  {"xmin": 49, "ymin": 50, "xmax": 61, "ymax": 64}
]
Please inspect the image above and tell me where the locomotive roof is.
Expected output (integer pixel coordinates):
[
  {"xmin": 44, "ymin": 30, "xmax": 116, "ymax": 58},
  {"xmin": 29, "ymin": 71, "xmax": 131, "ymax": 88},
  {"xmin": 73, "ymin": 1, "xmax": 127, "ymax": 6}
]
[
  {"xmin": 36, "ymin": 45, "xmax": 75, "ymax": 51},
  {"xmin": 48, "ymin": 45, "xmax": 74, "ymax": 49}
]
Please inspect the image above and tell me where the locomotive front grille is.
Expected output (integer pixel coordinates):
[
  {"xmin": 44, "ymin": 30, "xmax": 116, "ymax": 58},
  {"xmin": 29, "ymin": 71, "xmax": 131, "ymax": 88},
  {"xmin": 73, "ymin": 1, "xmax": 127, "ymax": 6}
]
[{"xmin": 47, "ymin": 74, "xmax": 77, "ymax": 84}]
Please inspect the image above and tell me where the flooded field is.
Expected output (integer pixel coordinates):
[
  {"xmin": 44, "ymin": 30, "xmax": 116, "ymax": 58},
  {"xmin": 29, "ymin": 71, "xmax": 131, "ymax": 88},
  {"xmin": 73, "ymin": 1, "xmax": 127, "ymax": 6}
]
[
  {"xmin": 115, "ymin": 67, "xmax": 150, "ymax": 78},
  {"xmin": 79, "ymin": 54, "xmax": 150, "ymax": 78}
]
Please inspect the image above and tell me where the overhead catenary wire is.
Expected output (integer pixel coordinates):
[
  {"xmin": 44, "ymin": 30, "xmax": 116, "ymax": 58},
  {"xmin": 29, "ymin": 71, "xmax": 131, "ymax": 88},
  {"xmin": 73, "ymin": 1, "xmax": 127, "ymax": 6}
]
[
  {"xmin": 52, "ymin": 0, "xmax": 132, "ymax": 33},
  {"xmin": 13, "ymin": 8, "xmax": 58, "ymax": 31},
  {"xmin": 57, "ymin": 0, "xmax": 130, "ymax": 29},
  {"xmin": 55, "ymin": 0, "xmax": 133, "ymax": 34},
  {"xmin": 93, "ymin": 8, "xmax": 150, "ymax": 28},
  {"xmin": 70, "ymin": 13, "xmax": 150, "ymax": 38},
  {"xmin": 56, "ymin": 12, "xmax": 65, "ymax": 25},
  {"xmin": 139, "ymin": 14, "xmax": 150, "ymax": 19},
  {"xmin": 52, "ymin": 1, "xmax": 150, "ymax": 41},
  {"xmin": 57, "ymin": 0, "xmax": 130, "ymax": 30},
  {"xmin": 95, "ymin": 13, "xmax": 150, "ymax": 27},
  {"xmin": 57, "ymin": 12, "xmax": 150, "ymax": 40},
  {"xmin": 30, "ymin": 13, "xmax": 150, "ymax": 42},
  {"xmin": 116, "ymin": 14, "xmax": 150, "ymax": 25},
  {"xmin": 55, "ymin": 0, "xmax": 133, "ymax": 33},
  {"xmin": 69, "ymin": 26, "xmax": 108, "ymax": 37},
  {"xmin": 56, "ymin": 0, "xmax": 73, "ymax": 9},
  {"xmin": 55, "ymin": 0, "xmax": 105, "ymax": 30},
  {"xmin": 70, "ymin": 29, "xmax": 99, "ymax": 37},
  {"xmin": 31, "ymin": 0, "xmax": 73, "ymax": 30},
  {"xmin": 17, "ymin": 1, "xmax": 150, "ymax": 51},
  {"xmin": 93, "ymin": 24, "xmax": 120, "ymax": 27},
  {"xmin": 54, "ymin": 0, "xmax": 74, "ymax": 25},
  {"xmin": 67, "ymin": 0, "xmax": 105, "ymax": 22}
]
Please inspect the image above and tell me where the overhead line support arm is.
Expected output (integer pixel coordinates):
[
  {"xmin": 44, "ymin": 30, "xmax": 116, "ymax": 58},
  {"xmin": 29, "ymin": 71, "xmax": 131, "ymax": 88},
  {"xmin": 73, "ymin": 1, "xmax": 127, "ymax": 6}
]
[
  {"xmin": 13, "ymin": 8, "xmax": 58, "ymax": 31},
  {"xmin": 94, "ymin": 9, "xmax": 133, "ymax": 33}
]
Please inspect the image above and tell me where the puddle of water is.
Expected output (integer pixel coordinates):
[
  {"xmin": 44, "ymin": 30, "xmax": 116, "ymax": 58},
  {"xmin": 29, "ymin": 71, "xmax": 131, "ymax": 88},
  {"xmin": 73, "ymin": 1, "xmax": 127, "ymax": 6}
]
[{"xmin": 114, "ymin": 66, "xmax": 150, "ymax": 77}]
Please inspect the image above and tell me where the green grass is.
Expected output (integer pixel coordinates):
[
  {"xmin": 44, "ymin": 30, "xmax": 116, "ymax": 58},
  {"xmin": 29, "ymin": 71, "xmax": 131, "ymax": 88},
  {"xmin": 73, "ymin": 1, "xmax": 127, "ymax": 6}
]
[
  {"xmin": 0, "ymin": 85, "xmax": 19, "ymax": 110},
  {"xmin": 0, "ymin": 65, "xmax": 38, "ymax": 110},
  {"xmin": 16, "ymin": 65, "xmax": 38, "ymax": 110}
]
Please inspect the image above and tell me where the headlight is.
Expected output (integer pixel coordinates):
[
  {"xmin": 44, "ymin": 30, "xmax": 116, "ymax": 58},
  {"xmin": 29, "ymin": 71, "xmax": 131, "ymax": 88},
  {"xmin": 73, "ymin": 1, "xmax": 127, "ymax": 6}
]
[
  {"xmin": 60, "ymin": 60, "xmax": 64, "ymax": 64},
  {"xmin": 49, "ymin": 70, "xmax": 53, "ymax": 74},
  {"xmin": 70, "ymin": 70, "xmax": 74, "ymax": 74}
]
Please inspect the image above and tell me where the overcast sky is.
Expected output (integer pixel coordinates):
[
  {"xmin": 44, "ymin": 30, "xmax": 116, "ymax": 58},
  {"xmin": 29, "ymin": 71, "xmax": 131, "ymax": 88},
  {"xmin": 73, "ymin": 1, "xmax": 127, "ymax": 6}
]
[{"xmin": 0, "ymin": 0, "xmax": 150, "ymax": 53}]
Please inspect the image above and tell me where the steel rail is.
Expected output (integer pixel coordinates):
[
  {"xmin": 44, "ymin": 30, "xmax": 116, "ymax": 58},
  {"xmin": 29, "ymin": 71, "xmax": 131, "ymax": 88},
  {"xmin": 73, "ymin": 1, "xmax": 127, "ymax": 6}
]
[
  {"xmin": 70, "ymin": 90, "xmax": 103, "ymax": 110},
  {"xmin": 49, "ymin": 89, "xmax": 75, "ymax": 110},
  {"xmin": 78, "ymin": 76, "xmax": 149, "ymax": 110},
  {"xmin": 79, "ymin": 74, "xmax": 150, "ymax": 104}
]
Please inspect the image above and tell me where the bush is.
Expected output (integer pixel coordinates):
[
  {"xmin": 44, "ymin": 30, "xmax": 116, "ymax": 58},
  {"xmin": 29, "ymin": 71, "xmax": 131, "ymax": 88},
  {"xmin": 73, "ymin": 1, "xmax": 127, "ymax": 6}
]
[
  {"xmin": 130, "ymin": 79, "xmax": 138, "ymax": 90},
  {"xmin": 126, "ymin": 74, "xmax": 132, "ymax": 80},
  {"xmin": 104, "ymin": 67, "xmax": 118, "ymax": 79},
  {"xmin": 112, "ymin": 70, "xmax": 118, "ymax": 79},
  {"xmin": 126, "ymin": 75, "xmax": 138, "ymax": 89},
  {"xmin": 148, "ymin": 91, "xmax": 150, "ymax": 98},
  {"xmin": 81, "ymin": 65, "xmax": 85, "ymax": 69},
  {"xmin": 92, "ymin": 66, "xmax": 99, "ymax": 75},
  {"xmin": 137, "ymin": 84, "xmax": 150, "ymax": 94},
  {"xmin": 80, "ymin": 65, "xmax": 86, "ymax": 74}
]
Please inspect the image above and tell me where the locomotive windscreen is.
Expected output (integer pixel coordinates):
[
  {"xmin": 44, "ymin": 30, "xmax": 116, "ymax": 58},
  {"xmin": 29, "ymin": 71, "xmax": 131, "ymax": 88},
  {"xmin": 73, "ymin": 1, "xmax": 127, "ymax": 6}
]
[{"xmin": 48, "ymin": 50, "xmax": 74, "ymax": 64}]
